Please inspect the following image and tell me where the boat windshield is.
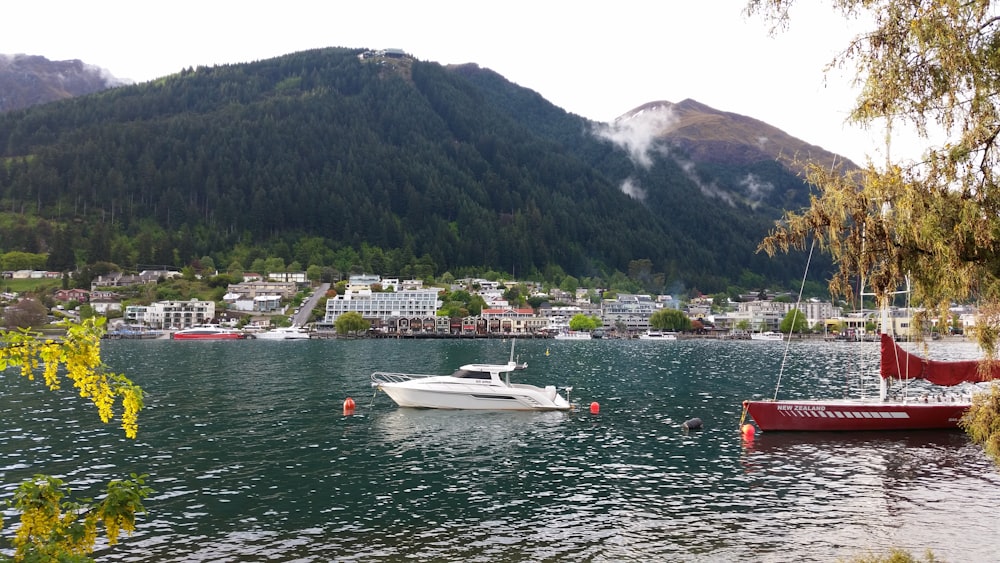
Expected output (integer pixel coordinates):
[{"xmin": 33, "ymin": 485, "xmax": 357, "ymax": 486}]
[{"xmin": 451, "ymin": 369, "xmax": 491, "ymax": 380}]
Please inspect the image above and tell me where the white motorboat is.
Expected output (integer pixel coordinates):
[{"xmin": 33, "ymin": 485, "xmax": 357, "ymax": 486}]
[
  {"xmin": 749, "ymin": 331, "xmax": 783, "ymax": 341},
  {"xmin": 371, "ymin": 343, "xmax": 572, "ymax": 410},
  {"xmin": 256, "ymin": 325, "xmax": 311, "ymax": 340},
  {"xmin": 637, "ymin": 330, "xmax": 677, "ymax": 340},
  {"xmin": 552, "ymin": 330, "xmax": 592, "ymax": 340}
]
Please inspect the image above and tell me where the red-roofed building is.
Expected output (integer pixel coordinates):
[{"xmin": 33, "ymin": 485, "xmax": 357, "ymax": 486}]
[{"xmin": 54, "ymin": 288, "xmax": 90, "ymax": 303}]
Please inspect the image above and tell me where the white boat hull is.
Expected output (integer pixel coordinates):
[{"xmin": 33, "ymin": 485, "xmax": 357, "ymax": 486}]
[
  {"xmin": 638, "ymin": 331, "xmax": 676, "ymax": 340},
  {"xmin": 377, "ymin": 379, "xmax": 571, "ymax": 411},
  {"xmin": 553, "ymin": 331, "xmax": 591, "ymax": 340},
  {"xmin": 256, "ymin": 328, "xmax": 310, "ymax": 340},
  {"xmin": 750, "ymin": 332, "xmax": 783, "ymax": 341},
  {"xmin": 372, "ymin": 342, "xmax": 571, "ymax": 411}
]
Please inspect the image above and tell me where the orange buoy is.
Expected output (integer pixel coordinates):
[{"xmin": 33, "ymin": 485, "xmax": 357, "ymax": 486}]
[
  {"xmin": 589, "ymin": 401, "xmax": 600, "ymax": 414},
  {"xmin": 343, "ymin": 397, "xmax": 357, "ymax": 415},
  {"xmin": 741, "ymin": 423, "xmax": 755, "ymax": 439}
]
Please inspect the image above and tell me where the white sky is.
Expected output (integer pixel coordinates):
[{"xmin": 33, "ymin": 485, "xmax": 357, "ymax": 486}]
[{"xmin": 2, "ymin": 1, "xmax": 924, "ymax": 164}]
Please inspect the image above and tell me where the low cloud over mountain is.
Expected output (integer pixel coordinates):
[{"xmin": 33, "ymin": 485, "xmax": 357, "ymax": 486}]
[{"xmin": 0, "ymin": 54, "xmax": 127, "ymax": 113}]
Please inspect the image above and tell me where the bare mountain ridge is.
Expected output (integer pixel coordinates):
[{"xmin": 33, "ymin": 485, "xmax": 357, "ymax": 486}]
[
  {"xmin": 0, "ymin": 54, "xmax": 126, "ymax": 113},
  {"xmin": 622, "ymin": 98, "xmax": 857, "ymax": 174}
]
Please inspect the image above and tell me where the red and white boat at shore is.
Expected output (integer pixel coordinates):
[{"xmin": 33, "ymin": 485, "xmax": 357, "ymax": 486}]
[
  {"xmin": 743, "ymin": 333, "xmax": 997, "ymax": 431},
  {"xmin": 171, "ymin": 325, "xmax": 247, "ymax": 340}
]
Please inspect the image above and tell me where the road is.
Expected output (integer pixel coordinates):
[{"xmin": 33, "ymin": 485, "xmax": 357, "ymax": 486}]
[{"xmin": 293, "ymin": 282, "xmax": 329, "ymax": 326}]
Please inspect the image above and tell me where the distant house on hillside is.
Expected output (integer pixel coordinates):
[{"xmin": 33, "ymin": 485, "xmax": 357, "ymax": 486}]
[
  {"xmin": 267, "ymin": 271, "xmax": 307, "ymax": 284},
  {"xmin": 90, "ymin": 295, "xmax": 122, "ymax": 315},
  {"xmin": 54, "ymin": 288, "xmax": 90, "ymax": 303}
]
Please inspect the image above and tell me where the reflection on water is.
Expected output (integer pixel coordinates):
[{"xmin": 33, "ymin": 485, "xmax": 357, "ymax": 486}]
[
  {"xmin": 1, "ymin": 339, "xmax": 999, "ymax": 562},
  {"xmin": 737, "ymin": 430, "xmax": 1000, "ymax": 561}
]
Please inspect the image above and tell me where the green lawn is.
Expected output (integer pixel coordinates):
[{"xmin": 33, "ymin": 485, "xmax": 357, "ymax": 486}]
[{"xmin": 2, "ymin": 278, "xmax": 61, "ymax": 294}]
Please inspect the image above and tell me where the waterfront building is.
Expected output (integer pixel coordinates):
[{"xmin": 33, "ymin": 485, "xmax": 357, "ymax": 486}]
[
  {"xmin": 124, "ymin": 298, "xmax": 216, "ymax": 329},
  {"xmin": 481, "ymin": 307, "xmax": 548, "ymax": 334},
  {"xmin": 324, "ymin": 286, "xmax": 441, "ymax": 324}
]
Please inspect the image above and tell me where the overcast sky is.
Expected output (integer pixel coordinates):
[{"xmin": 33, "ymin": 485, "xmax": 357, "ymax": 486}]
[{"xmin": 3, "ymin": 1, "xmax": 923, "ymax": 164}]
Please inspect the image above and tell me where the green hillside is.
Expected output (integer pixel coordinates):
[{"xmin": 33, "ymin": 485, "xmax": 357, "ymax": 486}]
[{"xmin": 0, "ymin": 47, "xmax": 825, "ymax": 294}]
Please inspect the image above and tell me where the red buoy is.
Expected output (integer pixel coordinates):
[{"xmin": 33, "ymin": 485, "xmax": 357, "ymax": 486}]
[
  {"xmin": 741, "ymin": 423, "xmax": 755, "ymax": 439},
  {"xmin": 343, "ymin": 397, "xmax": 356, "ymax": 415},
  {"xmin": 589, "ymin": 401, "xmax": 600, "ymax": 414}
]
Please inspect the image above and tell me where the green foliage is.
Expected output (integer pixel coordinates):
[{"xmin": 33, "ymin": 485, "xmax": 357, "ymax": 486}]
[
  {"xmin": 779, "ymin": 308, "xmax": 808, "ymax": 334},
  {"xmin": 559, "ymin": 276, "xmax": 579, "ymax": 294},
  {"xmin": 503, "ymin": 284, "xmax": 525, "ymax": 307},
  {"xmin": 749, "ymin": 0, "xmax": 1000, "ymax": 464},
  {"xmin": 1, "ymin": 251, "xmax": 47, "ymax": 270},
  {"xmin": 334, "ymin": 311, "xmax": 370, "ymax": 335},
  {"xmin": 568, "ymin": 313, "xmax": 600, "ymax": 331},
  {"xmin": 1, "ymin": 319, "xmax": 148, "ymax": 560},
  {"xmin": 650, "ymin": 308, "xmax": 692, "ymax": 332},
  {"xmin": 526, "ymin": 295, "xmax": 548, "ymax": 309},
  {"xmin": 438, "ymin": 288, "xmax": 482, "ymax": 318},
  {"xmin": 961, "ymin": 384, "xmax": 1000, "ymax": 464},
  {"xmin": 0, "ymin": 47, "xmax": 819, "ymax": 296},
  {"xmin": 3, "ymin": 473, "xmax": 152, "ymax": 561}
]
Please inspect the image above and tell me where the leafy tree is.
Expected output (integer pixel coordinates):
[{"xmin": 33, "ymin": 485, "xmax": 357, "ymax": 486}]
[
  {"xmin": 1, "ymin": 318, "xmax": 148, "ymax": 560},
  {"xmin": 47, "ymin": 227, "xmax": 77, "ymax": 271},
  {"xmin": 748, "ymin": 0, "xmax": 1000, "ymax": 462},
  {"xmin": 502, "ymin": 284, "xmax": 525, "ymax": 306},
  {"xmin": 199, "ymin": 255, "xmax": 217, "ymax": 274},
  {"xmin": 559, "ymin": 275, "xmax": 579, "ymax": 294},
  {"xmin": 3, "ymin": 298, "xmax": 48, "ymax": 328},
  {"xmin": 749, "ymin": 0, "xmax": 1000, "ymax": 348},
  {"xmin": 306, "ymin": 264, "xmax": 322, "ymax": 282},
  {"xmin": 526, "ymin": 295, "xmax": 548, "ymax": 310},
  {"xmin": 467, "ymin": 294, "xmax": 486, "ymax": 316},
  {"xmin": 249, "ymin": 258, "xmax": 266, "ymax": 275},
  {"xmin": 335, "ymin": 311, "xmax": 370, "ymax": 336},
  {"xmin": 1, "ymin": 251, "xmax": 47, "ymax": 270},
  {"xmin": 264, "ymin": 257, "xmax": 286, "ymax": 274},
  {"xmin": 568, "ymin": 313, "xmax": 600, "ymax": 331},
  {"xmin": 79, "ymin": 303, "xmax": 97, "ymax": 320},
  {"xmin": 779, "ymin": 308, "xmax": 808, "ymax": 334},
  {"xmin": 437, "ymin": 288, "xmax": 473, "ymax": 318},
  {"xmin": 710, "ymin": 292, "xmax": 729, "ymax": 312},
  {"xmin": 650, "ymin": 308, "xmax": 692, "ymax": 332}
]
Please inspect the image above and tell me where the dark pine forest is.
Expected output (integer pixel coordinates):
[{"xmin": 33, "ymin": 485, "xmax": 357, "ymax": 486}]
[{"xmin": 0, "ymin": 47, "xmax": 828, "ymax": 295}]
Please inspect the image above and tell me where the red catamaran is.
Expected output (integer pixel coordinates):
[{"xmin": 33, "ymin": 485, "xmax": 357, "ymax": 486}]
[
  {"xmin": 171, "ymin": 325, "xmax": 247, "ymax": 340},
  {"xmin": 742, "ymin": 333, "xmax": 997, "ymax": 431}
]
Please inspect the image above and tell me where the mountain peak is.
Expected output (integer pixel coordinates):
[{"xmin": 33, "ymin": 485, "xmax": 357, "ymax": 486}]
[
  {"xmin": 617, "ymin": 98, "xmax": 856, "ymax": 175},
  {"xmin": 0, "ymin": 53, "xmax": 126, "ymax": 113}
]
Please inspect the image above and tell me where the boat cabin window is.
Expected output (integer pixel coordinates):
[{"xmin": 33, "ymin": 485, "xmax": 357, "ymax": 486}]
[{"xmin": 451, "ymin": 369, "xmax": 491, "ymax": 380}]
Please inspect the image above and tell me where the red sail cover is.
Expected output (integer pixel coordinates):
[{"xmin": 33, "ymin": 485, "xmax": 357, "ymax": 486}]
[{"xmin": 880, "ymin": 333, "xmax": 1000, "ymax": 385}]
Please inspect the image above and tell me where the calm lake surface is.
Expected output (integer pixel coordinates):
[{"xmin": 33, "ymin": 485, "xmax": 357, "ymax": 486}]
[{"xmin": 2, "ymin": 337, "xmax": 999, "ymax": 562}]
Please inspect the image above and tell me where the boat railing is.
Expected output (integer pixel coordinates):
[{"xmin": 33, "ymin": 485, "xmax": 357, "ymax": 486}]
[{"xmin": 371, "ymin": 371, "xmax": 436, "ymax": 386}]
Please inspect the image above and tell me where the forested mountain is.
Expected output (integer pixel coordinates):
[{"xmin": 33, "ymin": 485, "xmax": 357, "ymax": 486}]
[
  {"xmin": 0, "ymin": 47, "xmax": 837, "ymax": 294},
  {"xmin": 0, "ymin": 54, "xmax": 124, "ymax": 113}
]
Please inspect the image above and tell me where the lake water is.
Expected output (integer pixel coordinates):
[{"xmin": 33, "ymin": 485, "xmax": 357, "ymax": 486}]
[{"xmin": 2, "ymin": 337, "xmax": 999, "ymax": 562}]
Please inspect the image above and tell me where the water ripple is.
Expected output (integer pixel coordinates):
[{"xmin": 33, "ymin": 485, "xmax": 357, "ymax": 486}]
[{"xmin": 2, "ymin": 339, "xmax": 1000, "ymax": 561}]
